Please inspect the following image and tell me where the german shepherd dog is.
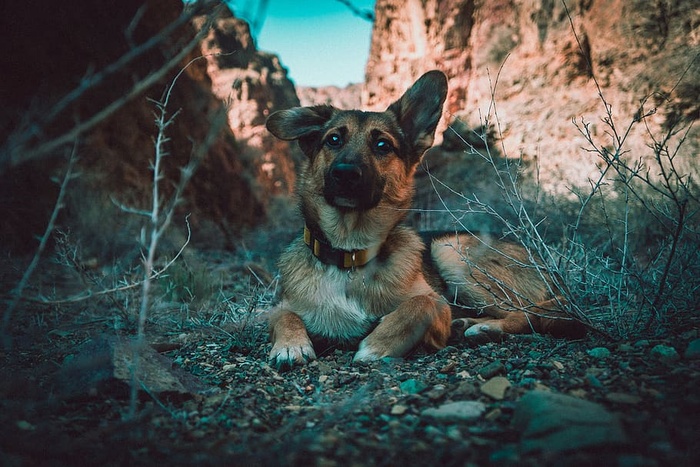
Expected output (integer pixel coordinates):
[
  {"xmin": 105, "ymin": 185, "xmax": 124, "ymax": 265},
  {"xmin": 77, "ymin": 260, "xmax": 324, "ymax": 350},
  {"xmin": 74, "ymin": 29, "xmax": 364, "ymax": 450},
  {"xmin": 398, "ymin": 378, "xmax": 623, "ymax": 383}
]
[{"xmin": 265, "ymin": 70, "xmax": 585, "ymax": 369}]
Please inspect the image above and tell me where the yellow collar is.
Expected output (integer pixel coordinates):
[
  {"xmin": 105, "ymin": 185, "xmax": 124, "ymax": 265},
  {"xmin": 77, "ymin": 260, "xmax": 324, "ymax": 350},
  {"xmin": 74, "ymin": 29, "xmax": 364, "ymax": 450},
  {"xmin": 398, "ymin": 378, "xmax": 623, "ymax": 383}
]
[{"xmin": 303, "ymin": 226, "xmax": 380, "ymax": 268}]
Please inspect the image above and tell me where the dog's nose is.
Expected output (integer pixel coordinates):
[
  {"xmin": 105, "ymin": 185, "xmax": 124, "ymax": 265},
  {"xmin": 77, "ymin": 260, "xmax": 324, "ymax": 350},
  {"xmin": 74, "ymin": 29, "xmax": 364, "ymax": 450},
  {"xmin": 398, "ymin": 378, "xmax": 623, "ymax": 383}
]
[{"xmin": 330, "ymin": 163, "xmax": 362, "ymax": 186}]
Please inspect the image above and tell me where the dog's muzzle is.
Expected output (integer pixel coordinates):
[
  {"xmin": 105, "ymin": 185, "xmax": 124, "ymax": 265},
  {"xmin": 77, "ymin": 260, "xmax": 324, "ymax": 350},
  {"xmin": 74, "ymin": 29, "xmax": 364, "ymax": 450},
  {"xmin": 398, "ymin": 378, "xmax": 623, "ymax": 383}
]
[{"xmin": 324, "ymin": 161, "xmax": 384, "ymax": 210}]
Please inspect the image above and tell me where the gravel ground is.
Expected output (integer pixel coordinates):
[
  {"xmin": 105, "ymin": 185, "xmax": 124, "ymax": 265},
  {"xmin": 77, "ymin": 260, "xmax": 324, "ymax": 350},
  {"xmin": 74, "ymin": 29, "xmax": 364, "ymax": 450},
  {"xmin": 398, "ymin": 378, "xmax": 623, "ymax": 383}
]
[{"xmin": 2, "ymin": 303, "xmax": 699, "ymax": 466}]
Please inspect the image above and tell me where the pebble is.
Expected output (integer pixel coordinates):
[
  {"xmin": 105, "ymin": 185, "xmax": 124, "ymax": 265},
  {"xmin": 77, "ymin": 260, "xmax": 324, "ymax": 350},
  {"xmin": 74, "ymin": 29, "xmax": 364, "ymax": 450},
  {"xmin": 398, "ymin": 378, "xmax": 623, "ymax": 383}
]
[
  {"xmin": 478, "ymin": 360, "xmax": 505, "ymax": 379},
  {"xmin": 484, "ymin": 407, "xmax": 502, "ymax": 421},
  {"xmin": 400, "ymin": 378, "xmax": 428, "ymax": 394},
  {"xmin": 421, "ymin": 401, "xmax": 487, "ymax": 423},
  {"xmin": 684, "ymin": 338, "xmax": 700, "ymax": 359},
  {"xmin": 618, "ymin": 343, "xmax": 634, "ymax": 352},
  {"xmin": 480, "ymin": 376, "xmax": 511, "ymax": 400},
  {"xmin": 585, "ymin": 373, "xmax": 603, "ymax": 388},
  {"xmin": 16, "ymin": 420, "xmax": 35, "ymax": 431},
  {"xmin": 650, "ymin": 344, "xmax": 680, "ymax": 364},
  {"xmin": 439, "ymin": 361, "xmax": 456, "ymax": 373},
  {"xmin": 605, "ymin": 392, "xmax": 642, "ymax": 404},
  {"xmin": 587, "ymin": 347, "xmax": 611, "ymax": 359},
  {"xmin": 425, "ymin": 384, "xmax": 447, "ymax": 400}
]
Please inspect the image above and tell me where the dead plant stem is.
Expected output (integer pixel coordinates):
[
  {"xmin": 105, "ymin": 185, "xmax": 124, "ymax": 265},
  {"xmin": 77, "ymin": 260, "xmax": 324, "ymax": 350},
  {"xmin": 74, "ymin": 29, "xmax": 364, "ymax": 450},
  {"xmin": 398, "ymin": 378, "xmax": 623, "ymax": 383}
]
[{"xmin": 1, "ymin": 140, "xmax": 79, "ymax": 345}]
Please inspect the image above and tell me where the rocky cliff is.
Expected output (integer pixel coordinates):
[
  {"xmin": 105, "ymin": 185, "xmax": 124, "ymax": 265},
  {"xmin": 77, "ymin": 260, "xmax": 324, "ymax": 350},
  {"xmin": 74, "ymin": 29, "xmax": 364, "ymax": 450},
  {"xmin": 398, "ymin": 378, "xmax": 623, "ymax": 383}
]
[
  {"xmin": 297, "ymin": 83, "xmax": 364, "ymax": 108},
  {"xmin": 195, "ymin": 9, "xmax": 301, "ymax": 198},
  {"xmin": 363, "ymin": 0, "xmax": 699, "ymax": 191},
  {"xmin": 0, "ymin": 0, "xmax": 299, "ymax": 255}
]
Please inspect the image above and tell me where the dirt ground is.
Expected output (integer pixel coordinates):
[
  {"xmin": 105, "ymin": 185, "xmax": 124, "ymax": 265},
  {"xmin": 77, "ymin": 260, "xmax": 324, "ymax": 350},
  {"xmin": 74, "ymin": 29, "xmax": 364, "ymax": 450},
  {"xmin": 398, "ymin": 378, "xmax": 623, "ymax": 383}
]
[{"xmin": 1, "ymin": 248, "xmax": 699, "ymax": 467}]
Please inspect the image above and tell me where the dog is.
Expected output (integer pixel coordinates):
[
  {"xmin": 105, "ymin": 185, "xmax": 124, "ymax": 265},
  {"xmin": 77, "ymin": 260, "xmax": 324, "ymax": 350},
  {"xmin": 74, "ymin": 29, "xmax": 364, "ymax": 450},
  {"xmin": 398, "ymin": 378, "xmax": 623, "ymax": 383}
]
[{"xmin": 265, "ymin": 70, "xmax": 585, "ymax": 369}]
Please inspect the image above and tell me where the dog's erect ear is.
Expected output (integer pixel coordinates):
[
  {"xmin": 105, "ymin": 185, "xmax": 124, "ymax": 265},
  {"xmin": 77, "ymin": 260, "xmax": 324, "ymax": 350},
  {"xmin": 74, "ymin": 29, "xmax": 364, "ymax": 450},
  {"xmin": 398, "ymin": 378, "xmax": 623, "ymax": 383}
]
[
  {"xmin": 266, "ymin": 105, "xmax": 335, "ymax": 157},
  {"xmin": 387, "ymin": 70, "xmax": 448, "ymax": 159}
]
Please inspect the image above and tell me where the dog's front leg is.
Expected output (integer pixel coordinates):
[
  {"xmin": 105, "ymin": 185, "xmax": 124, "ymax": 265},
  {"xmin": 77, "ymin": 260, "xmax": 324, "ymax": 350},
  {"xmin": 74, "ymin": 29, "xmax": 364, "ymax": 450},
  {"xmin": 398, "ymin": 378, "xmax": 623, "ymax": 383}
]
[
  {"xmin": 354, "ymin": 295, "xmax": 451, "ymax": 362},
  {"xmin": 268, "ymin": 305, "xmax": 316, "ymax": 369}
]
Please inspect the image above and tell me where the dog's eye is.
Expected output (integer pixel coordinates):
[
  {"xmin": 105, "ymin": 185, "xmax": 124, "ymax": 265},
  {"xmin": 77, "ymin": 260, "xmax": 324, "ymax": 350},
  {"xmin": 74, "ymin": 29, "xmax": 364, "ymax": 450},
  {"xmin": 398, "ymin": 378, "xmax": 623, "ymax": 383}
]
[
  {"xmin": 325, "ymin": 133, "xmax": 343, "ymax": 148},
  {"xmin": 375, "ymin": 138, "xmax": 394, "ymax": 155}
]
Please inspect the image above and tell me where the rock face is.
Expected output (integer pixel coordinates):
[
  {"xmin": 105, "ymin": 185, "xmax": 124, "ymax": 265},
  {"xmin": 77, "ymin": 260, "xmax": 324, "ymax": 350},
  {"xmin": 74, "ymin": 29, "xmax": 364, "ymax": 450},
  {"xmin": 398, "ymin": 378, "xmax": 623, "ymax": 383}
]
[
  {"xmin": 297, "ymin": 83, "xmax": 364, "ymax": 108},
  {"xmin": 363, "ymin": 0, "xmax": 699, "ymax": 190},
  {"xmin": 0, "ymin": 0, "xmax": 298, "ymax": 254},
  {"xmin": 195, "ymin": 10, "xmax": 300, "ymax": 199}
]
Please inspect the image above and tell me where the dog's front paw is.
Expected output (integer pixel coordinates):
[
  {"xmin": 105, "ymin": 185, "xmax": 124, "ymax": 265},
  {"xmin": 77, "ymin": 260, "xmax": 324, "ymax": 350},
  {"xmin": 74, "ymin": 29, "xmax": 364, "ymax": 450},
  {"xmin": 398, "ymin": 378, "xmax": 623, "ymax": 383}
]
[
  {"xmin": 353, "ymin": 339, "xmax": 386, "ymax": 362},
  {"xmin": 269, "ymin": 341, "xmax": 316, "ymax": 370}
]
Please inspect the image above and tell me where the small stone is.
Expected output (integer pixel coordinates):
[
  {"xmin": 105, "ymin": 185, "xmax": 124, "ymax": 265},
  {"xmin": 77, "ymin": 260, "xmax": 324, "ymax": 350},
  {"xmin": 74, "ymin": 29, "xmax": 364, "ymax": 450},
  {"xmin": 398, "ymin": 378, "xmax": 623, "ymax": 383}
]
[
  {"xmin": 484, "ymin": 407, "xmax": 502, "ymax": 421},
  {"xmin": 684, "ymin": 338, "xmax": 700, "ymax": 359},
  {"xmin": 606, "ymin": 392, "xmax": 642, "ymax": 404},
  {"xmin": 455, "ymin": 381, "xmax": 478, "ymax": 398},
  {"xmin": 421, "ymin": 401, "xmax": 487, "ymax": 423},
  {"xmin": 618, "ymin": 343, "xmax": 634, "ymax": 352},
  {"xmin": 585, "ymin": 373, "xmax": 603, "ymax": 388},
  {"xmin": 446, "ymin": 425, "xmax": 462, "ymax": 441},
  {"xmin": 391, "ymin": 404, "xmax": 408, "ymax": 415},
  {"xmin": 478, "ymin": 360, "xmax": 505, "ymax": 379},
  {"xmin": 439, "ymin": 361, "xmax": 456, "ymax": 373},
  {"xmin": 534, "ymin": 383, "xmax": 551, "ymax": 392},
  {"xmin": 400, "ymin": 378, "xmax": 428, "ymax": 394},
  {"xmin": 587, "ymin": 347, "xmax": 611, "ymax": 359},
  {"xmin": 650, "ymin": 344, "xmax": 680, "ymax": 364},
  {"xmin": 425, "ymin": 384, "xmax": 447, "ymax": 400},
  {"xmin": 489, "ymin": 445, "xmax": 520, "ymax": 463},
  {"xmin": 16, "ymin": 420, "xmax": 35, "ymax": 431},
  {"xmin": 480, "ymin": 376, "xmax": 511, "ymax": 400}
]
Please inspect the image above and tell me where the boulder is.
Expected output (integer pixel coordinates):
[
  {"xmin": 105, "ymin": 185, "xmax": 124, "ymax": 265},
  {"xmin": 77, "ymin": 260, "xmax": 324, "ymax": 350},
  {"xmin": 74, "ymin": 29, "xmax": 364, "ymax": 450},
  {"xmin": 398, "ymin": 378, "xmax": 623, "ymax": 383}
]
[{"xmin": 513, "ymin": 390, "xmax": 628, "ymax": 454}]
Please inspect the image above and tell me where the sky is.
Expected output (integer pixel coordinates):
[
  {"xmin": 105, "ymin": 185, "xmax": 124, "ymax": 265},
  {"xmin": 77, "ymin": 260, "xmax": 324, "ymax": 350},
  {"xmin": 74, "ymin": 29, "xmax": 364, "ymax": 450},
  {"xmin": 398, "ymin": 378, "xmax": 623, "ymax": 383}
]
[{"xmin": 229, "ymin": 0, "xmax": 376, "ymax": 87}]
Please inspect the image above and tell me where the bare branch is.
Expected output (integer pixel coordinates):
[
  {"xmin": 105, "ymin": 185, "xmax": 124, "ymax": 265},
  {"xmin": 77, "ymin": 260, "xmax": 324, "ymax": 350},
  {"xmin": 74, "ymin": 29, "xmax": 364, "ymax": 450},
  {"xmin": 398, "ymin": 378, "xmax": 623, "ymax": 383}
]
[
  {"xmin": 1, "ymin": 140, "xmax": 79, "ymax": 344},
  {"xmin": 336, "ymin": 0, "xmax": 375, "ymax": 22},
  {"xmin": 0, "ymin": 1, "xmax": 223, "ymax": 173}
]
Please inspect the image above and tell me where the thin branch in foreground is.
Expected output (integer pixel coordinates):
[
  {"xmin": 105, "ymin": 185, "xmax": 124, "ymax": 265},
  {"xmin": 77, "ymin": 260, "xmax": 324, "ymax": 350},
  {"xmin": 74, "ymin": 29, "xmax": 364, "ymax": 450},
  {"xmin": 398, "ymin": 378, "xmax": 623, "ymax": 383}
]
[
  {"xmin": 1, "ymin": 140, "xmax": 79, "ymax": 346},
  {"xmin": 0, "ymin": 1, "xmax": 223, "ymax": 173},
  {"xmin": 125, "ymin": 50, "xmax": 229, "ymax": 420},
  {"xmin": 336, "ymin": 0, "xmax": 375, "ymax": 22}
]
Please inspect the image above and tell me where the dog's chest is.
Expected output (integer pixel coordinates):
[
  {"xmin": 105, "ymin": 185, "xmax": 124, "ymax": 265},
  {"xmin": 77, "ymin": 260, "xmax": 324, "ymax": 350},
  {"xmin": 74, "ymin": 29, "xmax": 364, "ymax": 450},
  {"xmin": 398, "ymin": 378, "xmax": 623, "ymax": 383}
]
[{"xmin": 294, "ymin": 266, "xmax": 378, "ymax": 341}]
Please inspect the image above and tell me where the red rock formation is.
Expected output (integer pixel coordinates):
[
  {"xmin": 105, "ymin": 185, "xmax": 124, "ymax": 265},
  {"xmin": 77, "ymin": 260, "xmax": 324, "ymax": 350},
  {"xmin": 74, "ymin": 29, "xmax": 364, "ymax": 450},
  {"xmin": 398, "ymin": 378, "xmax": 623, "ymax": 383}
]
[
  {"xmin": 0, "ymin": 0, "xmax": 299, "ymax": 254},
  {"xmin": 363, "ymin": 0, "xmax": 699, "ymax": 190},
  {"xmin": 297, "ymin": 83, "xmax": 364, "ymax": 109},
  {"xmin": 195, "ymin": 9, "xmax": 300, "ymax": 199}
]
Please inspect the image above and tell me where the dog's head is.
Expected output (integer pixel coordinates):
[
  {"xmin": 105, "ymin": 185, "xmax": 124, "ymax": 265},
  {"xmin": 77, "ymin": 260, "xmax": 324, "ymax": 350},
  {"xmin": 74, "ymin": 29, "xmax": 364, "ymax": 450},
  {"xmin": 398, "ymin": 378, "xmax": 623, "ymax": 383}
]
[{"xmin": 266, "ymin": 71, "xmax": 448, "ymax": 212}]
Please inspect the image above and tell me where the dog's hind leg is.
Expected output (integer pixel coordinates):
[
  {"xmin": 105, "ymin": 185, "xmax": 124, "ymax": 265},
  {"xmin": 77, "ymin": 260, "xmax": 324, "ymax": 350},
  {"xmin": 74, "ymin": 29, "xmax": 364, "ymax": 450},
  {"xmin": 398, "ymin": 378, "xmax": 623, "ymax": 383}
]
[
  {"xmin": 456, "ymin": 298, "xmax": 586, "ymax": 345},
  {"xmin": 459, "ymin": 313, "xmax": 531, "ymax": 345},
  {"xmin": 354, "ymin": 295, "xmax": 451, "ymax": 362}
]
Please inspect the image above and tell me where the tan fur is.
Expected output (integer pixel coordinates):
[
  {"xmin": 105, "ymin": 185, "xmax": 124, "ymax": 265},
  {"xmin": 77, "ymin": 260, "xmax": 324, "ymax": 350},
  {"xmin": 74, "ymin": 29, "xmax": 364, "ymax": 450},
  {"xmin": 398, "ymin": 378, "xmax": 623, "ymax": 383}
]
[
  {"xmin": 431, "ymin": 234, "xmax": 585, "ymax": 341},
  {"xmin": 265, "ymin": 71, "xmax": 584, "ymax": 369}
]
